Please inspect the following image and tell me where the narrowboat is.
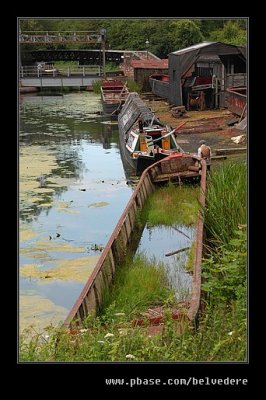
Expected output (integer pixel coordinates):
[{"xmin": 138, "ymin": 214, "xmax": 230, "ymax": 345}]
[
  {"xmin": 100, "ymin": 79, "xmax": 129, "ymax": 117},
  {"xmin": 118, "ymin": 93, "xmax": 185, "ymax": 175}
]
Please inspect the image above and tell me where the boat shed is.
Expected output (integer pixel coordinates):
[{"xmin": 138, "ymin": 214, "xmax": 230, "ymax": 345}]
[
  {"xmin": 130, "ymin": 59, "xmax": 168, "ymax": 91},
  {"xmin": 168, "ymin": 41, "xmax": 246, "ymax": 106}
]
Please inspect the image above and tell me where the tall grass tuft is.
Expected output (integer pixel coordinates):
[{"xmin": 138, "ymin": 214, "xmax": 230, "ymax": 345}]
[
  {"xmin": 126, "ymin": 78, "xmax": 142, "ymax": 93},
  {"xmin": 101, "ymin": 253, "xmax": 173, "ymax": 320},
  {"xmin": 92, "ymin": 79, "xmax": 102, "ymax": 94},
  {"xmin": 204, "ymin": 162, "xmax": 246, "ymax": 246}
]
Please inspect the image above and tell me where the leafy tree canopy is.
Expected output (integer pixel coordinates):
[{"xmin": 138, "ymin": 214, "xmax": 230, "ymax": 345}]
[
  {"xmin": 19, "ymin": 18, "xmax": 247, "ymax": 57},
  {"xmin": 209, "ymin": 20, "xmax": 246, "ymax": 46}
]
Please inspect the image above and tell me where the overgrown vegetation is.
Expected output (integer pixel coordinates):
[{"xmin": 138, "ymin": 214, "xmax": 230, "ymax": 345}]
[
  {"xmin": 199, "ymin": 227, "xmax": 247, "ymax": 361},
  {"xmin": 202, "ymin": 228, "xmax": 247, "ymax": 305},
  {"xmin": 141, "ymin": 183, "xmax": 199, "ymax": 226},
  {"xmin": 100, "ymin": 254, "xmax": 173, "ymax": 320},
  {"xmin": 199, "ymin": 162, "xmax": 247, "ymax": 360},
  {"xmin": 92, "ymin": 79, "xmax": 102, "ymax": 94},
  {"xmin": 204, "ymin": 162, "xmax": 246, "ymax": 246},
  {"xmin": 126, "ymin": 78, "xmax": 142, "ymax": 93},
  {"xmin": 19, "ymin": 164, "xmax": 247, "ymax": 362}
]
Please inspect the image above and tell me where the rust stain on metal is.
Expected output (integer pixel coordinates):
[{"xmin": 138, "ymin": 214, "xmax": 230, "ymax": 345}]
[
  {"xmin": 226, "ymin": 87, "xmax": 247, "ymax": 116},
  {"xmin": 187, "ymin": 160, "xmax": 206, "ymax": 323}
]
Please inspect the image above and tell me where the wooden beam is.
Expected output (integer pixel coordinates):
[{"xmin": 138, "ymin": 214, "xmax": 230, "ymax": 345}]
[
  {"xmin": 165, "ymin": 247, "xmax": 190, "ymax": 257},
  {"xmin": 215, "ymin": 148, "xmax": 246, "ymax": 155}
]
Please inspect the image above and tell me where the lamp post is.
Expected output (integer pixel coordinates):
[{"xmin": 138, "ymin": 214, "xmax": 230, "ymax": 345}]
[
  {"xmin": 100, "ymin": 28, "xmax": 106, "ymax": 78},
  {"xmin": 145, "ymin": 39, "xmax": 149, "ymax": 60}
]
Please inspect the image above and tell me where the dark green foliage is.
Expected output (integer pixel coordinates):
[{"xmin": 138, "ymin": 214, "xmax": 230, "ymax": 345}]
[
  {"xmin": 19, "ymin": 18, "xmax": 246, "ymax": 57},
  {"xmin": 209, "ymin": 20, "xmax": 247, "ymax": 45},
  {"xmin": 202, "ymin": 228, "xmax": 247, "ymax": 303},
  {"xmin": 169, "ymin": 19, "xmax": 204, "ymax": 49}
]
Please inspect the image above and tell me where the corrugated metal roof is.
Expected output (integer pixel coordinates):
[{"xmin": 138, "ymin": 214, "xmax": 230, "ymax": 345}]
[
  {"xmin": 170, "ymin": 42, "xmax": 217, "ymax": 55},
  {"xmin": 131, "ymin": 59, "xmax": 168, "ymax": 69}
]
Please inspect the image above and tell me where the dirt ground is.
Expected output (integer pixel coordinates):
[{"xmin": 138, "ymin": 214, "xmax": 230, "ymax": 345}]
[{"xmin": 141, "ymin": 98, "xmax": 247, "ymax": 155}]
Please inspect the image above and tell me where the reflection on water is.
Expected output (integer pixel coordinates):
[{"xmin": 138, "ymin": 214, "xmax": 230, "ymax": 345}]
[
  {"xmin": 137, "ymin": 225, "xmax": 194, "ymax": 302},
  {"xmin": 19, "ymin": 92, "xmax": 133, "ymax": 333},
  {"xmin": 19, "ymin": 92, "xmax": 195, "ymax": 333}
]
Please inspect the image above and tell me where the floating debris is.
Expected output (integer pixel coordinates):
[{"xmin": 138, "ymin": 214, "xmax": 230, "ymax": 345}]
[
  {"xmin": 88, "ymin": 202, "xmax": 109, "ymax": 208},
  {"xmin": 37, "ymin": 175, "xmax": 47, "ymax": 188}
]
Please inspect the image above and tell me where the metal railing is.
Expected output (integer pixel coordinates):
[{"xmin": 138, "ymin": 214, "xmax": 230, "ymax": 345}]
[
  {"xmin": 20, "ymin": 65, "xmax": 102, "ymax": 78},
  {"xmin": 19, "ymin": 31, "xmax": 102, "ymax": 44}
]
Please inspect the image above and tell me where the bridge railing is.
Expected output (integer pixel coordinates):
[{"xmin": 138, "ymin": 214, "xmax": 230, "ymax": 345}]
[
  {"xmin": 19, "ymin": 31, "xmax": 102, "ymax": 44},
  {"xmin": 20, "ymin": 65, "xmax": 102, "ymax": 78}
]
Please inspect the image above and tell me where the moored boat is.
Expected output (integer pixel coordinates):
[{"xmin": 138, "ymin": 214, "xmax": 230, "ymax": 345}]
[
  {"xmin": 100, "ymin": 79, "xmax": 129, "ymax": 117},
  {"xmin": 118, "ymin": 92, "xmax": 185, "ymax": 175}
]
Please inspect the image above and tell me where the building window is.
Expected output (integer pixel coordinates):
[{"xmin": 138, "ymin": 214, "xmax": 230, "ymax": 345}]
[{"xmin": 196, "ymin": 66, "xmax": 213, "ymax": 77}]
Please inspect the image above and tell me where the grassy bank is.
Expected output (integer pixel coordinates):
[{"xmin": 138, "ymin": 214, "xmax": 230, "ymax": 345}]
[
  {"xmin": 200, "ymin": 161, "xmax": 247, "ymax": 359},
  {"xmin": 204, "ymin": 161, "xmax": 246, "ymax": 246},
  {"xmin": 19, "ymin": 306, "xmax": 245, "ymax": 362}
]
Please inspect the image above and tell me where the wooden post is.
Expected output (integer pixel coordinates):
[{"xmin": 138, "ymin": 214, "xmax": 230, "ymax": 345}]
[
  {"xmin": 100, "ymin": 28, "xmax": 107, "ymax": 79},
  {"xmin": 102, "ymin": 41, "xmax": 106, "ymax": 79},
  {"xmin": 215, "ymin": 77, "xmax": 218, "ymax": 109}
]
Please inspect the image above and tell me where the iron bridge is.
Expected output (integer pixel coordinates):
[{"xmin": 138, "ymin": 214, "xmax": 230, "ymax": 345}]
[{"xmin": 23, "ymin": 49, "xmax": 125, "ymax": 65}]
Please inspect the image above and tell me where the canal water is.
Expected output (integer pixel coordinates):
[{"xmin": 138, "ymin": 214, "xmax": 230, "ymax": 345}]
[
  {"xmin": 137, "ymin": 225, "xmax": 194, "ymax": 302},
  {"xmin": 19, "ymin": 92, "xmax": 133, "ymax": 332},
  {"xmin": 19, "ymin": 91, "xmax": 196, "ymax": 334}
]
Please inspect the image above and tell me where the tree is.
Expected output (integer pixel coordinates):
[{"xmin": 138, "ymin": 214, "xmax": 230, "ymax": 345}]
[
  {"xmin": 170, "ymin": 19, "xmax": 204, "ymax": 50},
  {"xmin": 19, "ymin": 18, "xmax": 248, "ymax": 58},
  {"xmin": 197, "ymin": 19, "xmax": 226, "ymax": 38},
  {"xmin": 209, "ymin": 20, "xmax": 246, "ymax": 46},
  {"xmin": 19, "ymin": 19, "xmax": 43, "ymax": 32}
]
